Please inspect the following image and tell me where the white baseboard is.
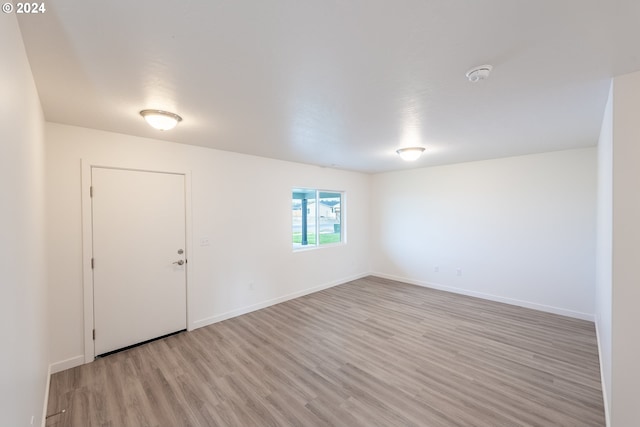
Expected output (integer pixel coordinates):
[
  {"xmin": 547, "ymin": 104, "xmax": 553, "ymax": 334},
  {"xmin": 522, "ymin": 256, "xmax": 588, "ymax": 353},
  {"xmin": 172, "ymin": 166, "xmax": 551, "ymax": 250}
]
[
  {"xmin": 594, "ymin": 319, "xmax": 611, "ymax": 427},
  {"xmin": 371, "ymin": 272, "xmax": 594, "ymax": 321},
  {"xmin": 191, "ymin": 272, "xmax": 369, "ymax": 330},
  {"xmin": 50, "ymin": 355, "xmax": 84, "ymax": 374},
  {"xmin": 43, "ymin": 356, "xmax": 85, "ymax": 425},
  {"xmin": 41, "ymin": 364, "xmax": 51, "ymax": 427}
]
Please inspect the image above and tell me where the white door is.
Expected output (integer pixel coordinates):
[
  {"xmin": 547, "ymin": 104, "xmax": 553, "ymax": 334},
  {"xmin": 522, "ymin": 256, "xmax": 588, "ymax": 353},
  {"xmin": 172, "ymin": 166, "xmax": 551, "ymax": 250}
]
[{"xmin": 92, "ymin": 167, "xmax": 187, "ymax": 355}]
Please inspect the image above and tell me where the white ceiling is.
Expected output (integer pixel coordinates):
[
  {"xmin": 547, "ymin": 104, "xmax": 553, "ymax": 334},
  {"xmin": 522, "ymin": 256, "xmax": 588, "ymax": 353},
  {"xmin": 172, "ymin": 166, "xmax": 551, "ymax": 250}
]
[{"xmin": 17, "ymin": 0, "xmax": 640, "ymax": 173}]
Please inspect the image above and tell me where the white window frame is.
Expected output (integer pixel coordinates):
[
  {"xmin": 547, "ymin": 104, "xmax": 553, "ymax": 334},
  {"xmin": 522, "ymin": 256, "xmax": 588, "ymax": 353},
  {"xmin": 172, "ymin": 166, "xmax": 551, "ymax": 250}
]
[{"xmin": 292, "ymin": 188, "xmax": 345, "ymax": 251}]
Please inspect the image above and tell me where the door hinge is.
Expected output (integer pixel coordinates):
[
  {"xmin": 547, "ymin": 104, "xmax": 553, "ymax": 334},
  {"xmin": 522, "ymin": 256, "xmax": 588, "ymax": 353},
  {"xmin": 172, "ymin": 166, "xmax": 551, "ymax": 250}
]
[
  {"xmin": 92, "ymin": 329, "xmax": 95, "ymax": 340},
  {"xmin": 91, "ymin": 258, "xmax": 94, "ymax": 269},
  {"xmin": 90, "ymin": 186, "xmax": 93, "ymax": 197}
]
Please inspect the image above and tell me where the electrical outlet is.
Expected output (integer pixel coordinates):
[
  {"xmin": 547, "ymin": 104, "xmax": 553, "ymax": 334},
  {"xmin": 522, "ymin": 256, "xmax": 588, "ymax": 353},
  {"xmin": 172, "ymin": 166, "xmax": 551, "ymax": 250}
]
[
  {"xmin": 434, "ymin": 265, "xmax": 439, "ymax": 273},
  {"xmin": 200, "ymin": 237, "xmax": 210, "ymax": 246},
  {"xmin": 249, "ymin": 282, "xmax": 254, "ymax": 291},
  {"xmin": 456, "ymin": 268, "xmax": 462, "ymax": 276}
]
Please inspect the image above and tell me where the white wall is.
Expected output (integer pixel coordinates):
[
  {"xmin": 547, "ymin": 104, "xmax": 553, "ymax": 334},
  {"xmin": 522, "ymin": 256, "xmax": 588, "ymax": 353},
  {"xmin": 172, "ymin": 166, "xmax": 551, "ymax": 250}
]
[
  {"xmin": 609, "ymin": 70, "xmax": 640, "ymax": 426},
  {"xmin": 46, "ymin": 123, "xmax": 371, "ymax": 369},
  {"xmin": 371, "ymin": 148, "xmax": 597, "ymax": 319},
  {"xmin": 595, "ymin": 83, "xmax": 613, "ymax": 424},
  {"xmin": 0, "ymin": 15, "xmax": 48, "ymax": 427}
]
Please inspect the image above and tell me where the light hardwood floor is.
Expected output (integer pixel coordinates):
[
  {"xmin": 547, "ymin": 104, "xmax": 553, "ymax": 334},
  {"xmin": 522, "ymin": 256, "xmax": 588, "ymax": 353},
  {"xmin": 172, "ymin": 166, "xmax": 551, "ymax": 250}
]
[{"xmin": 46, "ymin": 276, "xmax": 605, "ymax": 426}]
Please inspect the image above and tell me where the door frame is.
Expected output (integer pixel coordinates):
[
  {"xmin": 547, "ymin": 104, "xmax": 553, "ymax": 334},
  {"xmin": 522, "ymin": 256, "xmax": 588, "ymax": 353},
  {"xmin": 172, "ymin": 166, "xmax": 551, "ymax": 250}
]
[{"xmin": 81, "ymin": 160, "xmax": 193, "ymax": 363}]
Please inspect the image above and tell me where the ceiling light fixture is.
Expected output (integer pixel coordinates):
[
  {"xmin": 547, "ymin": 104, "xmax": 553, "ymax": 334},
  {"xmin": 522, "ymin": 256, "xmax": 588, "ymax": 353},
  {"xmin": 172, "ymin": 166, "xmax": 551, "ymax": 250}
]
[
  {"xmin": 465, "ymin": 64, "xmax": 493, "ymax": 83},
  {"xmin": 140, "ymin": 109, "xmax": 182, "ymax": 131},
  {"xmin": 396, "ymin": 147, "xmax": 425, "ymax": 161}
]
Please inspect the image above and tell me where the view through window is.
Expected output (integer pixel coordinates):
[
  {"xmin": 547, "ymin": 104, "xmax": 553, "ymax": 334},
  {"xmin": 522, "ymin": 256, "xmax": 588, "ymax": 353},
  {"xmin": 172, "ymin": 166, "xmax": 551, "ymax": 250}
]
[{"xmin": 292, "ymin": 189, "xmax": 343, "ymax": 249}]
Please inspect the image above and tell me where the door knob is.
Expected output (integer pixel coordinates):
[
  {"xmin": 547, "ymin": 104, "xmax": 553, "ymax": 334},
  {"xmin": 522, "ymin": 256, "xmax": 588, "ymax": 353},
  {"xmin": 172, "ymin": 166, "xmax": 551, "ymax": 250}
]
[{"xmin": 173, "ymin": 260, "xmax": 184, "ymax": 266}]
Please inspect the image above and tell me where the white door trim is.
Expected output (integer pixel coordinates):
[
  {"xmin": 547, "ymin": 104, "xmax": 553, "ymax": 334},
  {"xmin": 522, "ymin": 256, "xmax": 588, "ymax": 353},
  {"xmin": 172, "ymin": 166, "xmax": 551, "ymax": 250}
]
[{"xmin": 81, "ymin": 160, "xmax": 193, "ymax": 363}]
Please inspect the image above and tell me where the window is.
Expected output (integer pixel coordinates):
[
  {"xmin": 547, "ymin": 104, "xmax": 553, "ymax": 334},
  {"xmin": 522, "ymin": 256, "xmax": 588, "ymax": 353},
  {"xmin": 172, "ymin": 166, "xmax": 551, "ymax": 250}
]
[{"xmin": 292, "ymin": 189, "xmax": 343, "ymax": 249}]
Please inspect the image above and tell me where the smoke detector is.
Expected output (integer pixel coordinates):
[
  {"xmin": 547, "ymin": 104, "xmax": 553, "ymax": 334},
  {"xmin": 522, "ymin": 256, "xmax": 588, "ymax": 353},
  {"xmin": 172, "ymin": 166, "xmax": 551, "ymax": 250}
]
[{"xmin": 466, "ymin": 64, "xmax": 493, "ymax": 82}]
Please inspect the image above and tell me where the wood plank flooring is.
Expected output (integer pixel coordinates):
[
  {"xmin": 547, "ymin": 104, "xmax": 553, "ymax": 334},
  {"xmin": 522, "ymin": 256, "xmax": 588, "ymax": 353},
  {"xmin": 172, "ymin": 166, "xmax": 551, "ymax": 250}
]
[{"xmin": 46, "ymin": 276, "xmax": 605, "ymax": 426}]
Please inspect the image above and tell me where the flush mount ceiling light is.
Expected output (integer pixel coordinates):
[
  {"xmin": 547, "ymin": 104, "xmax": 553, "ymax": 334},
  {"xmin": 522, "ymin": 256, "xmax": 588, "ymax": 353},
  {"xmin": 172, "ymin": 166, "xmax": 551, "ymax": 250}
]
[
  {"xmin": 465, "ymin": 64, "xmax": 493, "ymax": 83},
  {"xmin": 396, "ymin": 147, "xmax": 425, "ymax": 161},
  {"xmin": 139, "ymin": 109, "xmax": 182, "ymax": 131}
]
